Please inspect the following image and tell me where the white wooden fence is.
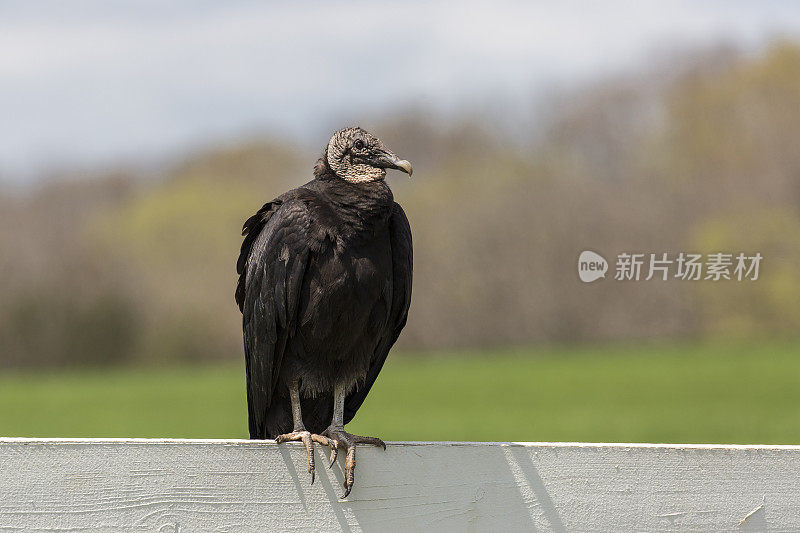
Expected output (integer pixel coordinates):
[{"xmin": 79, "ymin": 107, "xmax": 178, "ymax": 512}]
[{"xmin": 0, "ymin": 438, "xmax": 798, "ymax": 531}]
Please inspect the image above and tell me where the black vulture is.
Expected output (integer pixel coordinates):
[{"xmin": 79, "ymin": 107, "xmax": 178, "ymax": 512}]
[{"xmin": 236, "ymin": 127, "xmax": 413, "ymax": 498}]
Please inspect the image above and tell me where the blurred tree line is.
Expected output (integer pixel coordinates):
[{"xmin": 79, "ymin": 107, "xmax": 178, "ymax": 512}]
[{"xmin": 1, "ymin": 43, "xmax": 799, "ymax": 368}]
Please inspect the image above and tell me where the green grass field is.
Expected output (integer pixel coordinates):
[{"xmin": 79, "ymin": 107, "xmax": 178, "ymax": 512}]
[{"xmin": 2, "ymin": 340, "xmax": 800, "ymax": 444}]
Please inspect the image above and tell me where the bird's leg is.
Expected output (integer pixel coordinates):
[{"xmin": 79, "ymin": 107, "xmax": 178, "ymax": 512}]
[
  {"xmin": 322, "ymin": 383, "xmax": 386, "ymax": 499},
  {"xmin": 274, "ymin": 381, "xmax": 334, "ymax": 485}
]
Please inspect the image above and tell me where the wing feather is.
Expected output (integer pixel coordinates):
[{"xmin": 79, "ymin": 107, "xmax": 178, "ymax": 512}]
[{"xmin": 237, "ymin": 198, "xmax": 311, "ymax": 439}]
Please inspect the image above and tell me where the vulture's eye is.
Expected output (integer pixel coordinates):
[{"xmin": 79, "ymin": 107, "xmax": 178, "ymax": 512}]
[{"xmin": 353, "ymin": 140, "xmax": 365, "ymax": 150}]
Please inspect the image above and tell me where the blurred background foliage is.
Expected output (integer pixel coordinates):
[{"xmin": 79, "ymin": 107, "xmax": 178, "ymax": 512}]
[{"xmin": 2, "ymin": 43, "xmax": 800, "ymax": 369}]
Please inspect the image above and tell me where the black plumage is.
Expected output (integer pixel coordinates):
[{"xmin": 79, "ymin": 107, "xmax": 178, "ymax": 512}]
[{"xmin": 235, "ymin": 127, "xmax": 413, "ymax": 497}]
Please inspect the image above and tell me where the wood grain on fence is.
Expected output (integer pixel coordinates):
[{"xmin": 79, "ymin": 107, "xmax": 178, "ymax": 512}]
[{"xmin": 0, "ymin": 438, "xmax": 797, "ymax": 531}]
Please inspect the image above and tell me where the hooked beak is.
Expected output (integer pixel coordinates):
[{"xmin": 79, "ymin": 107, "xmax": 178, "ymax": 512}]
[
  {"xmin": 392, "ymin": 159, "xmax": 413, "ymax": 177},
  {"xmin": 377, "ymin": 150, "xmax": 413, "ymax": 177}
]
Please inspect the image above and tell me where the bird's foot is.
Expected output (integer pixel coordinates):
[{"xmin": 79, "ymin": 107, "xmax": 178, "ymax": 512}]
[
  {"xmin": 275, "ymin": 430, "xmax": 334, "ymax": 485},
  {"xmin": 321, "ymin": 426, "xmax": 386, "ymax": 499}
]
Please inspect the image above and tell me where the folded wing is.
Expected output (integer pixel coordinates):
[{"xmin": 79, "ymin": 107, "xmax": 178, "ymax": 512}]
[{"xmin": 237, "ymin": 198, "xmax": 312, "ymax": 439}]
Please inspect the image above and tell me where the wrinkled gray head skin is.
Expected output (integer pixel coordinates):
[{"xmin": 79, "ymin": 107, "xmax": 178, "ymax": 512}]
[{"xmin": 326, "ymin": 127, "xmax": 412, "ymax": 183}]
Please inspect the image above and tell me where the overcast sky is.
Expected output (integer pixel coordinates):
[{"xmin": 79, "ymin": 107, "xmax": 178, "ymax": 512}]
[{"xmin": 2, "ymin": 1, "xmax": 800, "ymax": 181}]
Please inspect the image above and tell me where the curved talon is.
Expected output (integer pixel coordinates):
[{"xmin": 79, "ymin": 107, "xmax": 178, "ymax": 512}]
[
  {"xmin": 275, "ymin": 430, "xmax": 334, "ymax": 486},
  {"xmin": 280, "ymin": 427, "xmax": 386, "ymax": 498},
  {"xmin": 321, "ymin": 427, "xmax": 386, "ymax": 499},
  {"xmin": 340, "ymin": 445, "xmax": 356, "ymax": 499},
  {"xmin": 359, "ymin": 436, "xmax": 385, "ymax": 450},
  {"xmin": 328, "ymin": 442, "xmax": 338, "ymax": 468},
  {"xmin": 303, "ymin": 434, "xmax": 315, "ymax": 484}
]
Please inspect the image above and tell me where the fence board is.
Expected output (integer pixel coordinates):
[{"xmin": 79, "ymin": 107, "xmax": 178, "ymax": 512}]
[{"xmin": 0, "ymin": 438, "xmax": 798, "ymax": 531}]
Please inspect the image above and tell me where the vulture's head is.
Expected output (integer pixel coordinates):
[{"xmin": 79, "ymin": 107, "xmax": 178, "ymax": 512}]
[{"xmin": 320, "ymin": 127, "xmax": 412, "ymax": 183}]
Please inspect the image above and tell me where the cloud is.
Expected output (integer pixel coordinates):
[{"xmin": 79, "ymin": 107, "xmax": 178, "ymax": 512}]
[{"xmin": 1, "ymin": 0, "xmax": 800, "ymax": 179}]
